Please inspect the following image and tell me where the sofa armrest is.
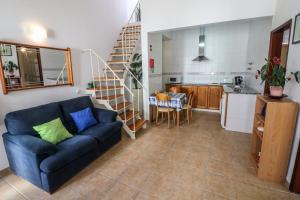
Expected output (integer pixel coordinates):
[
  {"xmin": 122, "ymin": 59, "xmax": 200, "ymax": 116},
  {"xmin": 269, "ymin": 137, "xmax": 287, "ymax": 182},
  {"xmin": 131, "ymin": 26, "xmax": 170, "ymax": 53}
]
[
  {"xmin": 93, "ymin": 108, "xmax": 118, "ymax": 123},
  {"xmin": 2, "ymin": 133, "xmax": 57, "ymax": 156}
]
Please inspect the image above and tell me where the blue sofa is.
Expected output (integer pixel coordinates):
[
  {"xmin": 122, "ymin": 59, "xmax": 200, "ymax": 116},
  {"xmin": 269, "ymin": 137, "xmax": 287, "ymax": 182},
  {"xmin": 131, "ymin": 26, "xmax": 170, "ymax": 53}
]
[{"xmin": 2, "ymin": 96, "xmax": 122, "ymax": 193}]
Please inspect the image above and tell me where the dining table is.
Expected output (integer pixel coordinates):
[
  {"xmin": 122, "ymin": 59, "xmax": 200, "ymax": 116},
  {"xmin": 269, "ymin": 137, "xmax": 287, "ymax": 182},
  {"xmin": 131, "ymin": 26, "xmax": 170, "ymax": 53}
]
[{"xmin": 148, "ymin": 92, "xmax": 187, "ymax": 127}]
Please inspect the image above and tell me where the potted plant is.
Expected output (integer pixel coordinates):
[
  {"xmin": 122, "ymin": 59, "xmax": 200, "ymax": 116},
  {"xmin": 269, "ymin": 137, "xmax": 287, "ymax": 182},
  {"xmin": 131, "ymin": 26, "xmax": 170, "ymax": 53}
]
[
  {"xmin": 129, "ymin": 53, "xmax": 143, "ymax": 113},
  {"xmin": 129, "ymin": 53, "xmax": 142, "ymax": 89},
  {"xmin": 256, "ymin": 57, "xmax": 299, "ymax": 97},
  {"xmin": 3, "ymin": 61, "xmax": 19, "ymax": 76}
]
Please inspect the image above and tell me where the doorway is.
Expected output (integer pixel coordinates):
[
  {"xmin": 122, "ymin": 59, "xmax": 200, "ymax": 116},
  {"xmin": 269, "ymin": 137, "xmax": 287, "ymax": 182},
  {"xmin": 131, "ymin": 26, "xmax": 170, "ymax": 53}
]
[
  {"xmin": 16, "ymin": 46, "xmax": 43, "ymax": 87},
  {"xmin": 264, "ymin": 19, "xmax": 292, "ymax": 95}
]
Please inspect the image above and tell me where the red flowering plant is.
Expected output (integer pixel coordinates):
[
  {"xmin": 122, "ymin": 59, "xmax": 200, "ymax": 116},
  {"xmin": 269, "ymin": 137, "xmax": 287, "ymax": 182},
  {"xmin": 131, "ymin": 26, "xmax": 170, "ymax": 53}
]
[{"xmin": 256, "ymin": 57, "xmax": 299, "ymax": 88}]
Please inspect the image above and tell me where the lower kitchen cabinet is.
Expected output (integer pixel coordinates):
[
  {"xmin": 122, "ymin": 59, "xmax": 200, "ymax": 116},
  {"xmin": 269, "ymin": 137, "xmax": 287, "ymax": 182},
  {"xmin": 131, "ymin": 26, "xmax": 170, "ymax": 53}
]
[
  {"xmin": 208, "ymin": 86, "xmax": 222, "ymax": 110},
  {"xmin": 197, "ymin": 86, "xmax": 208, "ymax": 108},
  {"xmin": 165, "ymin": 84, "xmax": 223, "ymax": 110}
]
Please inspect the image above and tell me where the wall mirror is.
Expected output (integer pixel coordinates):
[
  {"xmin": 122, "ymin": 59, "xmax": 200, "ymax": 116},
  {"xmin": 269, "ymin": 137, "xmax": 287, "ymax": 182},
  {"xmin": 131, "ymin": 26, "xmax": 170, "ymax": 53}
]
[{"xmin": 0, "ymin": 41, "xmax": 73, "ymax": 94}]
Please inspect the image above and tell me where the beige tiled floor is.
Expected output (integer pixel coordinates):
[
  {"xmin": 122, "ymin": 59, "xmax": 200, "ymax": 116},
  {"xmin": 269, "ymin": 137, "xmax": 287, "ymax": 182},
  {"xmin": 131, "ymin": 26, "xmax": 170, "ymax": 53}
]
[{"xmin": 1, "ymin": 111, "xmax": 300, "ymax": 200}]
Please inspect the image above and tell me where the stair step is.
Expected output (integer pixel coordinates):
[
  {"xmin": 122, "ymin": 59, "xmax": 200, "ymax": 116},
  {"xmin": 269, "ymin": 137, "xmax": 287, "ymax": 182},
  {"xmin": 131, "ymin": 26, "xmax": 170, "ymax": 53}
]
[
  {"xmin": 96, "ymin": 94, "xmax": 123, "ymax": 100},
  {"xmin": 128, "ymin": 119, "xmax": 146, "ymax": 132},
  {"xmin": 111, "ymin": 53, "xmax": 131, "ymax": 57},
  {"xmin": 112, "ymin": 102, "xmax": 131, "ymax": 111},
  {"xmin": 104, "ymin": 68, "xmax": 125, "ymax": 73},
  {"xmin": 117, "ymin": 39, "xmax": 138, "ymax": 42},
  {"xmin": 94, "ymin": 77, "xmax": 122, "ymax": 81},
  {"xmin": 119, "ymin": 111, "xmax": 139, "ymax": 121},
  {"xmin": 123, "ymin": 25, "xmax": 141, "ymax": 29},
  {"xmin": 120, "ymin": 32, "xmax": 140, "ymax": 35},
  {"xmin": 107, "ymin": 60, "xmax": 128, "ymax": 65},
  {"xmin": 86, "ymin": 86, "xmax": 123, "ymax": 91},
  {"xmin": 114, "ymin": 45, "xmax": 134, "ymax": 50}
]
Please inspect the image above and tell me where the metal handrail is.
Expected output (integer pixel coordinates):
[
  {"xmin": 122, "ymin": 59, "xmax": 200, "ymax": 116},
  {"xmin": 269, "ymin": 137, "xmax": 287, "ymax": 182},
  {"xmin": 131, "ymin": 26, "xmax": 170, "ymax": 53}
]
[
  {"xmin": 120, "ymin": 0, "xmax": 146, "ymax": 93},
  {"xmin": 84, "ymin": 48, "xmax": 137, "ymax": 131},
  {"xmin": 56, "ymin": 63, "xmax": 67, "ymax": 84}
]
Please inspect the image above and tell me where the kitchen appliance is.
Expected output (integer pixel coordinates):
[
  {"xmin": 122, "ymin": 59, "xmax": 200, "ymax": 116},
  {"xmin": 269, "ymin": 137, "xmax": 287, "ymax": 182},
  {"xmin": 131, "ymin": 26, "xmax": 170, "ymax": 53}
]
[
  {"xmin": 169, "ymin": 75, "xmax": 182, "ymax": 84},
  {"xmin": 234, "ymin": 76, "xmax": 243, "ymax": 86},
  {"xmin": 192, "ymin": 27, "xmax": 209, "ymax": 62}
]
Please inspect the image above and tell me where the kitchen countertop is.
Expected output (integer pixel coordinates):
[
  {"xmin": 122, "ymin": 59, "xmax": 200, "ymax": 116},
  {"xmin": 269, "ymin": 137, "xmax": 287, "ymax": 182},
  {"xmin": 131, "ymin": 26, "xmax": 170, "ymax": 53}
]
[
  {"xmin": 223, "ymin": 85, "xmax": 260, "ymax": 94},
  {"xmin": 166, "ymin": 82, "xmax": 260, "ymax": 94},
  {"xmin": 166, "ymin": 82, "xmax": 231, "ymax": 86}
]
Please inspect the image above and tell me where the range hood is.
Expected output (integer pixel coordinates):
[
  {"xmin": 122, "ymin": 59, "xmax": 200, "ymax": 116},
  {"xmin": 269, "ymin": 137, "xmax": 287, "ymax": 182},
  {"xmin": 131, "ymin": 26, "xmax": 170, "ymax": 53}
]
[{"xmin": 192, "ymin": 27, "xmax": 209, "ymax": 62}]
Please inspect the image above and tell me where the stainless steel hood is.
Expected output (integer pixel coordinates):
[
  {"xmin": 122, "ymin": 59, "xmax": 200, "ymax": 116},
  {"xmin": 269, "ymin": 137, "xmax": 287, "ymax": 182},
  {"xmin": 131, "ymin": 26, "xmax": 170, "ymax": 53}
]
[{"xmin": 192, "ymin": 28, "xmax": 209, "ymax": 62}]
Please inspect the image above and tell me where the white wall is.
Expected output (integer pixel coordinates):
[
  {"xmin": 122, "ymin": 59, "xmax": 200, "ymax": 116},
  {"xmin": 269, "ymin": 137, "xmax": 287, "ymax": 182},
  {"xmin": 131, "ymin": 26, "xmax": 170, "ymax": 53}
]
[
  {"xmin": 141, "ymin": 0, "xmax": 277, "ymax": 32},
  {"xmin": 0, "ymin": 0, "xmax": 134, "ymax": 170},
  {"xmin": 158, "ymin": 18, "xmax": 271, "ymax": 91},
  {"xmin": 148, "ymin": 33, "xmax": 163, "ymax": 94},
  {"xmin": 271, "ymin": 0, "xmax": 300, "ymax": 184},
  {"xmin": 141, "ymin": 0, "xmax": 277, "ymax": 118}
]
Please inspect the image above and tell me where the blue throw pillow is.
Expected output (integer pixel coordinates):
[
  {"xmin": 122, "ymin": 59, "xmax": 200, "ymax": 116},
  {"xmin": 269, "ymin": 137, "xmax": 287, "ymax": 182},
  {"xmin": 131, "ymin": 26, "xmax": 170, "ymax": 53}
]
[{"xmin": 70, "ymin": 107, "xmax": 97, "ymax": 132}]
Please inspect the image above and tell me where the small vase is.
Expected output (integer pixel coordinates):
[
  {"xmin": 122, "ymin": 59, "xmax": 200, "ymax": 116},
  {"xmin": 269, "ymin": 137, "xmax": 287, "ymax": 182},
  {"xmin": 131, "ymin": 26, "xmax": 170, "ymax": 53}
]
[{"xmin": 270, "ymin": 86, "xmax": 283, "ymax": 97}]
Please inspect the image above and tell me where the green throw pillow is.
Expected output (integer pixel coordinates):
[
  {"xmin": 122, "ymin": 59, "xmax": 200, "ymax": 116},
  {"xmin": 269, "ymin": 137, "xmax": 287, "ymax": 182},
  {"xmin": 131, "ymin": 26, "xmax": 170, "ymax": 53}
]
[{"xmin": 33, "ymin": 118, "xmax": 72, "ymax": 145}]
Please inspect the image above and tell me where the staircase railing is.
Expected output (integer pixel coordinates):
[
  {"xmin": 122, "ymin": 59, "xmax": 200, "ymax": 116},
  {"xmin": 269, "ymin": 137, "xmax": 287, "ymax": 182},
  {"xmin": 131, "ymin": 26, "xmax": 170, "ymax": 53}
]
[
  {"xmin": 120, "ymin": 0, "xmax": 147, "ymax": 116},
  {"xmin": 83, "ymin": 49, "xmax": 139, "ymax": 134},
  {"xmin": 56, "ymin": 63, "xmax": 67, "ymax": 84}
]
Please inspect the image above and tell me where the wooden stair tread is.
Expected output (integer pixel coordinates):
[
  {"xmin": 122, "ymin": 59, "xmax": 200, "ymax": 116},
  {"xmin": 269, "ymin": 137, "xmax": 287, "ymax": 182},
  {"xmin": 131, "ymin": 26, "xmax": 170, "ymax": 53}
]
[
  {"xmin": 112, "ymin": 102, "xmax": 131, "ymax": 111},
  {"xmin": 86, "ymin": 86, "xmax": 123, "ymax": 91},
  {"xmin": 111, "ymin": 53, "xmax": 131, "ymax": 56},
  {"xmin": 120, "ymin": 32, "xmax": 141, "ymax": 35},
  {"xmin": 123, "ymin": 25, "xmax": 141, "ymax": 29},
  {"xmin": 94, "ymin": 77, "xmax": 122, "ymax": 81},
  {"xmin": 96, "ymin": 94, "xmax": 123, "ymax": 100},
  {"xmin": 107, "ymin": 60, "xmax": 128, "ymax": 64},
  {"xmin": 114, "ymin": 45, "xmax": 134, "ymax": 49},
  {"xmin": 117, "ymin": 39, "xmax": 138, "ymax": 42},
  {"xmin": 119, "ymin": 111, "xmax": 139, "ymax": 121},
  {"xmin": 104, "ymin": 68, "xmax": 125, "ymax": 73},
  {"xmin": 128, "ymin": 119, "xmax": 146, "ymax": 131}
]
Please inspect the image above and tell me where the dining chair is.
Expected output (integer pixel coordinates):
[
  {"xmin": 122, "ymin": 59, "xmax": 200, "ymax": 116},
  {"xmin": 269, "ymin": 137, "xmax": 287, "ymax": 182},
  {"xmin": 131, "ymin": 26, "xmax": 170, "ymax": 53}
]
[
  {"xmin": 183, "ymin": 91, "xmax": 194, "ymax": 124},
  {"xmin": 169, "ymin": 86, "xmax": 180, "ymax": 93},
  {"xmin": 155, "ymin": 93, "xmax": 176, "ymax": 128}
]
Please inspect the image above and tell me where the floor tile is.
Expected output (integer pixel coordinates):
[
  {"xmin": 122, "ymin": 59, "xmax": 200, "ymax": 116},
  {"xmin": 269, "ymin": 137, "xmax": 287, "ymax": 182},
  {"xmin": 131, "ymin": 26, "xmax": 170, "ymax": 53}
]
[{"xmin": 0, "ymin": 179, "xmax": 25, "ymax": 200}]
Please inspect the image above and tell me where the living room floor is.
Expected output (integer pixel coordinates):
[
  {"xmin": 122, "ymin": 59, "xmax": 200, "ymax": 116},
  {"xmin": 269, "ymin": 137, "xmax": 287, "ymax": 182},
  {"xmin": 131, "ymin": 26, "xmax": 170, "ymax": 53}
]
[{"xmin": 1, "ymin": 112, "xmax": 300, "ymax": 200}]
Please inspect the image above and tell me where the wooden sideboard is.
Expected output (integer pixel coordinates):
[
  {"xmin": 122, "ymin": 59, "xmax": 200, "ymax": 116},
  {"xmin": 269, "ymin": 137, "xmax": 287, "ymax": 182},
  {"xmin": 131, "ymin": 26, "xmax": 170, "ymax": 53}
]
[
  {"xmin": 165, "ymin": 84, "xmax": 223, "ymax": 110},
  {"xmin": 251, "ymin": 96, "xmax": 299, "ymax": 183}
]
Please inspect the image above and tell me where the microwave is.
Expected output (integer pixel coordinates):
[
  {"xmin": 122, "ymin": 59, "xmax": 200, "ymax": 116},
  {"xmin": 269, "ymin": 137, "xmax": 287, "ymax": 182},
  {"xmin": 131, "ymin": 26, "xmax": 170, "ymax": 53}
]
[{"xmin": 169, "ymin": 76, "xmax": 182, "ymax": 83}]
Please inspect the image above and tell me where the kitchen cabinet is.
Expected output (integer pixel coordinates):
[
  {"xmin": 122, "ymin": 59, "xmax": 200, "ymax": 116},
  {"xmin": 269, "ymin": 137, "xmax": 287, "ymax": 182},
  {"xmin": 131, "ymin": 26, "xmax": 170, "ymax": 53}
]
[
  {"xmin": 208, "ymin": 86, "xmax": 222, "ymax": 110},
  {"xmin": 165, "ymin": 84, "xmax": 223, "ymax": 110},
  {"xmin": 197, "ymin": 86, "xmax": 208, "ymax": 108}
]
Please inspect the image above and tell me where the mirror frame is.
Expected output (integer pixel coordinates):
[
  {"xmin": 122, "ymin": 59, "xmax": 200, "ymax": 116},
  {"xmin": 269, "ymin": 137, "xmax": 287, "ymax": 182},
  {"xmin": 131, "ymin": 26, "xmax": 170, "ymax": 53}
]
[{"xmin": 0, "ymin": 41, "xmax": 74, "ymax": 94}]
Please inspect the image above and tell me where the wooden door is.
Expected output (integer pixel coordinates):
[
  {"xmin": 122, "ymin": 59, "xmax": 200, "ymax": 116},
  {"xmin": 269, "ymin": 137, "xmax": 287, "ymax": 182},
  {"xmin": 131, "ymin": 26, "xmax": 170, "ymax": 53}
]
[
  {"xmin": 197, "ymin": 86, "xmax": 208, "ymax": 108},
  {"xmin": 290, "ymin": 140, "xmax": 300, "ymax": 193},
  {"xmin": 208, "ymin": 86, "xmax": 222, "ymax": 110},
  {"xmin": 265, "ymin": 19, "xmax": 292, "ymax": 95}
]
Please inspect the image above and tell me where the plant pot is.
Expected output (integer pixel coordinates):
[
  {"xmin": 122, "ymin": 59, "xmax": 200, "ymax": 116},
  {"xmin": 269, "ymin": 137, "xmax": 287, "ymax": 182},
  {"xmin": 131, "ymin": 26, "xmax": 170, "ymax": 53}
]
[
  {"xmin": 270, "ymin": 86, "xmax": 283, "ymax": 97},
  {"xmin": 9, "ymin": 70, "xmax": 14, "ymax": 75}
]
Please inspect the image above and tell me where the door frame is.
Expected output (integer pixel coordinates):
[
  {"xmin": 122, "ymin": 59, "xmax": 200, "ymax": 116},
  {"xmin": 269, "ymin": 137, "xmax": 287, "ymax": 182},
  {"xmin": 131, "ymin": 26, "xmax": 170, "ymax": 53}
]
[{"xmin": 264, "ymin": 19, "xmax": 292, "ymax": 95}]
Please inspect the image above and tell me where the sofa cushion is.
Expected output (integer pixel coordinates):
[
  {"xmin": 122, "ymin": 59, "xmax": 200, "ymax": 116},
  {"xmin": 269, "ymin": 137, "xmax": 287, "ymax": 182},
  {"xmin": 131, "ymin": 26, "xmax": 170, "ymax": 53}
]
[
  {"xmin": 5, "ymin": 102, "xmax": 63, "ymax": 136},
  {"xmin": 79, "ymin": 121, "xmax": 123, "ymax": 143},
  {"xmin": 59, "ymin": 96, "xmax": 94, "ymax": 134},
  {"xmin": 40, "ymin": 135, "xmax": 97, "ymax": 173},
  {"xmin": 33, "ymin": 118, "xmax": 73, "ymax": 145},
  {"xmin": 70, "ymin": 108, "xmax": 97, "ymax": 132}
]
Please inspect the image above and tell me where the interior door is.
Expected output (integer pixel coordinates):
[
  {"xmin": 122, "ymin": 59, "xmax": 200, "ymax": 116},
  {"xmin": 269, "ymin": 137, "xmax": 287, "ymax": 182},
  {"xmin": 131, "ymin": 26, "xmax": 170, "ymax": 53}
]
[{"xmin": 265, "ymin": 19, "xmax": 292, "ymax": 95}]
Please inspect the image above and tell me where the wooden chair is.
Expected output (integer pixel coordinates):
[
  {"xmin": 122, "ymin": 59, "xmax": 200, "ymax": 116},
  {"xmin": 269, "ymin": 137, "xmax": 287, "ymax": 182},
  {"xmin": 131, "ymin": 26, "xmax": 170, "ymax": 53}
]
[
  {"xmin": 169, "ymin": 86, "xmax": 180, "ymax": 93},
  {"xmin": 183, "ymin": 91, "xmax": 194, "ymax": 124},
  {"xmin": 155, "ymin": 93, "xmax": 176, "ymax": 128}
]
